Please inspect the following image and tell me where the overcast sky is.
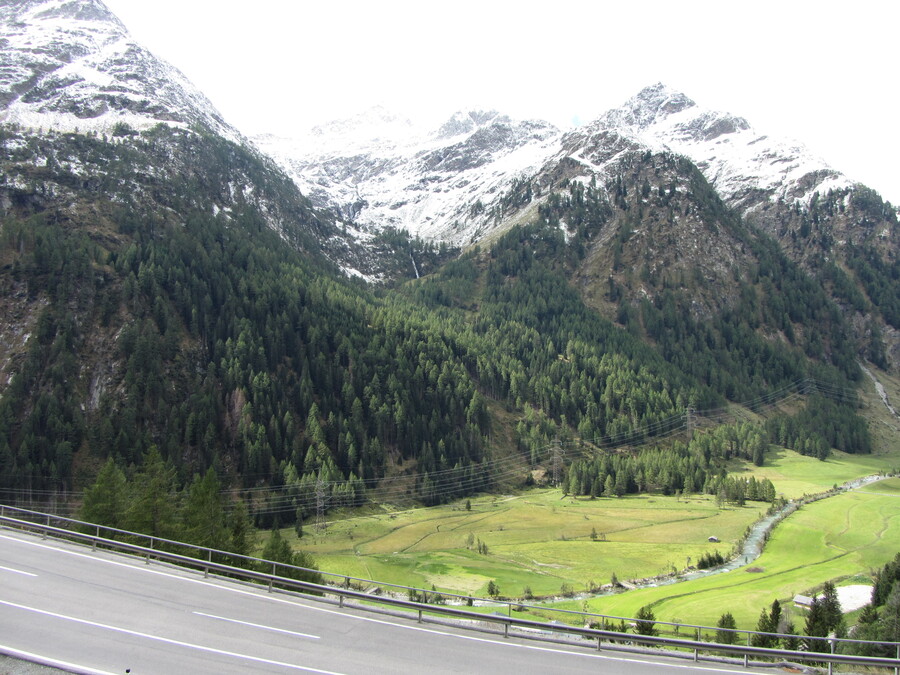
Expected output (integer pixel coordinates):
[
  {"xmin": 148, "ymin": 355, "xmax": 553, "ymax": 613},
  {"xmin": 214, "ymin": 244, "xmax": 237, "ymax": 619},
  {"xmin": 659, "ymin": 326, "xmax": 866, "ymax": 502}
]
[{"xmin": 103, "ymin": 0, "xmax": 898, "ymax": 204}]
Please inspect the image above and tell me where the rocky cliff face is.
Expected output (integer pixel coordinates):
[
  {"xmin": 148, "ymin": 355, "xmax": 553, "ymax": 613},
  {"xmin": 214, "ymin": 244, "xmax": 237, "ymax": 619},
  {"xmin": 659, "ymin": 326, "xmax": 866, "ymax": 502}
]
[{"xmin": 577, "ymin": 85, "xmax": 899, "ymax": 267}]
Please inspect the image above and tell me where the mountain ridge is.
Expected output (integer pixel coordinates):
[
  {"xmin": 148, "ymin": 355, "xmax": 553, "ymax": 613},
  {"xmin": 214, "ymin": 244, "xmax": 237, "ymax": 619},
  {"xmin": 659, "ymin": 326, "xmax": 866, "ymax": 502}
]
[
  {"xmin": 0, "ymin": 0, "xmax": 238, "ymax": 140},
  {"xmin": 256, "ymin": 82, "xmax": 892, "ymax": 268},
  {"xmin": 0, "ymin": 0, "xmax": 897, "ymax": 515}
]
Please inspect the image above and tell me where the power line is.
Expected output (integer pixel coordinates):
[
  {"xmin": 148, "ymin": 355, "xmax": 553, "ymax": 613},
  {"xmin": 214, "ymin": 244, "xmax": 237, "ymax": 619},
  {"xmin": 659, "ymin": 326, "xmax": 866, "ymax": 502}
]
[{"xmin": 0, "ymin": 377, "xmax": 865, "ymax": 515}]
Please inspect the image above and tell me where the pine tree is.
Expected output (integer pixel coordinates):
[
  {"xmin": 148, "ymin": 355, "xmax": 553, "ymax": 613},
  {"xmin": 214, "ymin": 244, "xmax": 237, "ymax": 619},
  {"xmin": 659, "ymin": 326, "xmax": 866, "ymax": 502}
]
[
  {"xmin": 182, "ymin": 468, "xmax": 229, "ymax": 551},
  {"xmin": 634, "ymin": 605, "xmax": 657, "ymax": 636},
  {"xmin": 80, "ymin": 458, "xmax": 128, "ymax": 531},
  {"xmin": 603, "ymin": 474, "xmax": 615, "ymax": 497},
  {"xmin": 228, "ymin": 497, "xmax": 253, "ymax": 562},
  {"xmin": 818, "ymin": 582, "xmax": 845, "ymax": 637},
  {"xmin": 751, "ymin": 599, "xmax": 781, "ymax": 647},
  {"xmin": 124, "ymin": 446, "xmax": 179, "ymax": 540},
  {"xmin": 716, "ymin": 612, "xmax": 738, "ymax": 644},
  {"xmin": 258, "ymin": 527, "xmax": 322, "ymax": 584},
  {"xmin": 260, "ymin": 527, "xmax": 294, "ymax": 567},
  {"xmin": 803, "ymin": 586, "xmax": 844, "ymax": 652}
]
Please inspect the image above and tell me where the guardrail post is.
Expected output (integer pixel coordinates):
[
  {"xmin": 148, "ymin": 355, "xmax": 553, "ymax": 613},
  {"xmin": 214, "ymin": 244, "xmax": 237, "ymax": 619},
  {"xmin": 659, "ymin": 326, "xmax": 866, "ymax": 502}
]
[
  {"xmin": 504, "ymin": 623, "xmax": 509, "ymax": 638},
  {"xmin": 743, "ymin": 654, "xmax": 748, "ymax": 668},
  {"xmin": 418, "ymin": 609, "xmax": 423, "ymax": 623},
  {"xmin": 597, "ymin": 637, "xmax": 602, "ymax": 651},
  {"xmin": 895, "ymin": 645, "xmax": 899, "ymax": 675},
  {"xmin": 339, "ymin": 594, "xmax": 344, "ymax": 608}
]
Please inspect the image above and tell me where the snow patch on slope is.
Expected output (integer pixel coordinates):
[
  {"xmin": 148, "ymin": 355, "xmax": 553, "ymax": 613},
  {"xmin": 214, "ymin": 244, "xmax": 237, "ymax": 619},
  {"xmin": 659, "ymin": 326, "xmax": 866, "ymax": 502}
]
[
  {"xmin": 599, "ymin": 83, "xmax": 854, "ymax": 209},
  {"xmin": 0, "ymin": 0, "xmax": 239, "ymax": 141},
  {"xmin": 255, "ymin": 108, "xmax": 560, "ymax": 246}
]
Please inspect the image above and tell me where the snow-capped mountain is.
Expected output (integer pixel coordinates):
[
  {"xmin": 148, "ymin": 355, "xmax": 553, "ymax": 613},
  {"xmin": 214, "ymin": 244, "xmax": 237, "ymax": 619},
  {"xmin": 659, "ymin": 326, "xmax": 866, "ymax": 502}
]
[
  {"xmin": 1, "ymin": 0, "xmax": 890, "ymax": 283},
  {"xmin": 579, "ymin": 83, "xmax": 853, "ymax": 213},
  {"xmin": 254, "ymin": 109, "xmax": 560, "ymax": 246},
  {"xmin": 257, "ymin": 83, "xmax": 869, "ymax": 252},
  {"xmin": 0, "ymin": 0, "xmax": 237, "ymax": 140},
  {"xmin": 0, "ymin": 0, "xmax": 353, "ymax": 272}
]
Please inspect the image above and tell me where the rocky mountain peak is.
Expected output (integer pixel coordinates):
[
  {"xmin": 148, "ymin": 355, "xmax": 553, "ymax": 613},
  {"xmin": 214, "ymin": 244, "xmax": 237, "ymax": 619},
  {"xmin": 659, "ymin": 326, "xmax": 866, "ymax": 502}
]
[
  {"xmin": 436, "ymin": 109, "xmax": 506, "ymax": 138},
  {"xmin": 0, "ymin": 0, "xmax": 235, "ymax": 139},
  {"xmin": 28, "ymin": 0, "xmax": 122, "ymax": 23},
  {"xmin": 602, "ymin": 82, "xmax": 696, "ymax": 130}
]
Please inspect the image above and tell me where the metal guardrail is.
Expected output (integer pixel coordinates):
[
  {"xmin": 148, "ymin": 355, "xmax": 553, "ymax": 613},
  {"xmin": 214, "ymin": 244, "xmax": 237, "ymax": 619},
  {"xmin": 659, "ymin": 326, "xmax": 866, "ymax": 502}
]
[{"xmin": 2, "ymin": 506, "xmax": 898, "ymax": 674}]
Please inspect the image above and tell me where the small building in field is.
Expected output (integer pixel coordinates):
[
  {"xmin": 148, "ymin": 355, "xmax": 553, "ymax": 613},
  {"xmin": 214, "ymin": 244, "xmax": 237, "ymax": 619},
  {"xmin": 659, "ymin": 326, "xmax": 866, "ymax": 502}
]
[{"xmin": 793, "ymin": 594, "xmax": 815, "ymax": 609}]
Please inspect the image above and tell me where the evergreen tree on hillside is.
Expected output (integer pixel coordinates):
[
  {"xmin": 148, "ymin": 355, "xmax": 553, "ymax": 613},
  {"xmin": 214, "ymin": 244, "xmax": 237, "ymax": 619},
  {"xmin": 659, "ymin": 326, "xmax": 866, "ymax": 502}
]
[
  {"xmin": 258, "ymin": 527, "xmax": 322, "ymax": 584},
  {"xmin": 804, "ymin": 582, "xmax": 845, "ymax": 651},
  {"xmin": 182, "ymin": 468, "xmax": 229, "ymax": 551},
  {"xmin": 716, "ymin": 612, "xmax": 738, "ymax": 644},
  {"xmin": 850, "ymin": 555, "xmax": 900, "ymax": 655},
  {"xmin": 634, "ymin": 606, "xmax": 657, "ymax": 636},
  {"xmin": 80, "ymin": 458, "xmax": 127, "ymax": 531},
  {"xmin": 751, "ymin": 599, "xmax": 782, "ymax": 648},
  {"xmin": 124, "ymin": 446, "xmax": 179, "ymax": 540}
]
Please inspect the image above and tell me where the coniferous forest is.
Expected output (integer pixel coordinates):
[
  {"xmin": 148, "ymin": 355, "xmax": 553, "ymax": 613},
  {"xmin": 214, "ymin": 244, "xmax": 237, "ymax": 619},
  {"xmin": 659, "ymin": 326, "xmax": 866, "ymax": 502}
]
[{"xmin": 0, "ymin": 121, "xmax": 890, "ymax": 533}]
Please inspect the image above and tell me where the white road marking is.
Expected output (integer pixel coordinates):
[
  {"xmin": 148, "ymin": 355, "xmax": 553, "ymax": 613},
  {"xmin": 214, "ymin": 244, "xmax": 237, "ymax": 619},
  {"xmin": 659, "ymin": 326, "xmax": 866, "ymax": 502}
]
[
  {"xmin": 0, "ymin": 644, "xmax": 118, "ymax": 675},
  {"xmin": 0, "ymin": 598, "xmax": 345, "ymax": 674},
  {"xmin": 194, "ymin": 611, "xmax": 320, "ymax": 640},
  {"xmin": 0, "ymin": 564, "xmax": 37, "ymax": 577},
  {"xmin": 1, "ymin": 532, "xmax": 761, "ymax": 674}
]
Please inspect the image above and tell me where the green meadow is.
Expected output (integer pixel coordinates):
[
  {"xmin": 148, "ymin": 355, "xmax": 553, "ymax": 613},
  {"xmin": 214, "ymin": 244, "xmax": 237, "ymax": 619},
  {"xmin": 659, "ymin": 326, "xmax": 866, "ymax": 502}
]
[
  {"xmin": 732, "ymin": 447, "xmax": 899, "ymax": 499},
  {"xmin": 564, "ymin": 477, "xmax": 900, "ymax": 629},
  {"xmin": 296, "ymin": 489, "xmax": 759, "ymax": 598},
  {"xmin": 276, "ymin": 426, "xmax": 899, "ymax": 629}
]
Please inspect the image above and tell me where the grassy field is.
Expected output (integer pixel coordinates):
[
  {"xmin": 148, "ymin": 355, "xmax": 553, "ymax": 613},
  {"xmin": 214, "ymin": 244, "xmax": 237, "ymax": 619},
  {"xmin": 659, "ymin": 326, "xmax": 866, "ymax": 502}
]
[
  {"xmin": 286, "ymin": 489, "xmax": 761, "ymax": 598},
  {"xmin": 275, "ymin": 449, "xmax": 894, "ymax": 603},
  {"xmin": 550, "ymin": 477, "xmax": 900, "ymax": 629},
  {"xmin": 731, "ymin": 447, "xmax": 899, "ymax": 499},
  {"xmin": 271, "ymin": 380, "xmax": 900, "ymax": 629}
]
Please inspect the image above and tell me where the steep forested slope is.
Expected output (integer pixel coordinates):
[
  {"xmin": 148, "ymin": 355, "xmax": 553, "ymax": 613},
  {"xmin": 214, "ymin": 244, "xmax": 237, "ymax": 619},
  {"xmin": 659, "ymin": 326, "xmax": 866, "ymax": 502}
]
[
  {"xmin": 0, "ymin": 123, "xmax": 495, "ymax": 508},
  {"xmin": 1, "ymin": 114, "xmax": 885, "ymax": 538}
]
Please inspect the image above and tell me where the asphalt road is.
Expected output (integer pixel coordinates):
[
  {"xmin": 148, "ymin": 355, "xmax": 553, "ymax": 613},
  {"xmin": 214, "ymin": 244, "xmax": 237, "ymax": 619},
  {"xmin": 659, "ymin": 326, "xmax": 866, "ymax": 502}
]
[{"xmin": 0, "ymin": 530, "xmax": 774, "ymax": 674}]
